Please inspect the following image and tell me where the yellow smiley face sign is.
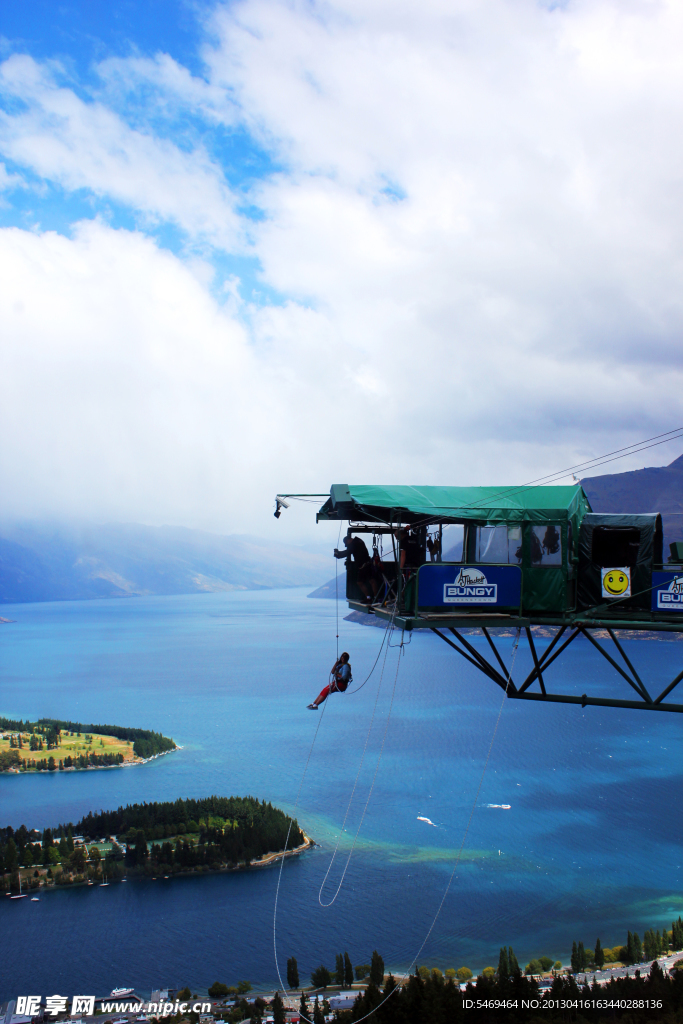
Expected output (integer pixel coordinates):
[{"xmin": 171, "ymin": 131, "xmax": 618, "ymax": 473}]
[{"xmin": 602, "ymin": 567, "xmax": 631, "ymax": 599}]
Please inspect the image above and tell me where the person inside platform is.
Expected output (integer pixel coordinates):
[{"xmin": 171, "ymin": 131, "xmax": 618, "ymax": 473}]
[
  {"xmin": 308, "ymin": 652, "xmax": 352, "ymax": 709},
  {"xmin": 398, "ymin": 528, "xmax": 422, "ymax": 570},
  {"xmin": 334, "ymin": 533, "xmax": 374, "ymax": 603}
]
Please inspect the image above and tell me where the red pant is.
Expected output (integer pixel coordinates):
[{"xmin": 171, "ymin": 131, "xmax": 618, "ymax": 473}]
[{"xmin": 314, "ymin": 678, "xmax": 348, "ymax": 704}]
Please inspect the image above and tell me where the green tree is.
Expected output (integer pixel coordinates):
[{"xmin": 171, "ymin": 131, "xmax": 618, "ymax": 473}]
[
  {"xmin": 208, "ymin": 982, "xmax": 228, "ymax": 998},
  {"xmin": 287, "ymin": 956, "xmax": 299, "ymax": 989},
  {"xmin": 370, "ymin": 950, "xmax": 384, "ymax": 985},
  {"xmin": 595, "ymin": 938, "xmax": 605, "ymax": 969},
  {"xmin": 71, "ymin": 846, "xmax": 86, "ymax": 873},
  {"xmin": 310, "ymin": 966, "xmax": 331, "ymax": 989},
  {"xmin": 42, "ymin": 828, "xmax": 53, "ymax": 866},
  {"xmin": 335, "ymin": 953, "xmax": 344, "ymax": 986},
  {"xmin": 177, "ymin": 988, "xmax": 191, "ymax": 1001},
  {"xmin": 312, "ymin": 995, "xmax": 324, "ymax": 1024},
  {"xmin": 538, "ymin": 956, "xmax": 554, "ymax": 972},
  {"xmin": 272, "ymin": 991, "xmax": 285, "ymax": 1024},
  {"xmin": 355, "ymin": 964, "xmax": 370, "ymax": 981},
  {"xmin": 627, "ymin": 931, "xmax": 635, "ymax": 964},
  {"xmin": 4, "ymin": 838, "xmax": 18, "ymax": 875},
  {"xmin": 236, "ymin": 981, "xmax": 252, "ymax": 994},
  {"xmin": 633, "ymin": 932, "xmax": 643, "ymax": 962},
  {"xmin": 417, "ymin": 966, "xmax": 430, "ymax": 981},
  {"xmin": 508, "ymin": 947, "xmax": 519, "ymax": 975},
  {"xmin": 344, "ymin": 951, "xmax": 353, "ymax": 988},
  {"xmin": 482, "ymin": 967, "xmax": 496, "ymax": 978},
  {"xmin": 498, "ymin": 947, "xmax": 510, "ymax": 980},
  {"xmin": 525, "ymin": 960, "xmax": 542, "ymax": 976},
  {"xmin": 571, "ymin": 941, "xmax": 579, "ymax": 972},
  {"xmin": 445, "ymin": 968, "xmax": 456, "ymax": 980},
  {"xmin": 431, "ymin": 968, "xmax": 443, "ymax": 981},
  {"xmin": 456, "ymin": 967, "xmax": 473, "ymax": 982},
  {"xmin": 298, "ymin": 992, "xmax": 308, "ymax": 1022},
  {"xmin": 554, "ymin": 961, "xmax": 563, "ymax": 972}
]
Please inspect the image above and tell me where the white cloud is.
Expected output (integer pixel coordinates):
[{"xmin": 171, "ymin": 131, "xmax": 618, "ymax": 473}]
[
  {"xmin": 2, "ymin": 1, "xmax": 683, "ymax": 535},
  {"xmin": 0, "ymin": 54, "xmax": 242, "ymax": 249}
]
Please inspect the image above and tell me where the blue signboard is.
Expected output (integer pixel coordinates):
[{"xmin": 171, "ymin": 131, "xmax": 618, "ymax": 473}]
[
  {"xmin": 417, "ymin": 564, "xmax": 522, "ymax": 610},
  {"xmin": 651, "ymin": 571, "xmax": 683, "ymax": 612}
]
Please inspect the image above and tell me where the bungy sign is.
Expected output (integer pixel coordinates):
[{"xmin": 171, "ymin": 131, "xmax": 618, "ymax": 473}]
[
  {"xmin": 651, "ymin": 572, "xmax": 683, "ymax": 612},
  {"xmin": 417, "ymin": 564, "xmax": 522, "ymax": 610}
]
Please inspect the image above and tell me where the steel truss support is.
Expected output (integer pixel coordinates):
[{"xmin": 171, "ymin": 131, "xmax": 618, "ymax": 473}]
[{"xmin": 430, "ymin": 625, "xmax": 683, "ymax": 713}]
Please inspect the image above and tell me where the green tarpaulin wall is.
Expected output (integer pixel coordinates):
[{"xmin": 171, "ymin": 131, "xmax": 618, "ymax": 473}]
[{"xmin": 317, "ymin": 483, "xmax": 591, "ymax": 525}]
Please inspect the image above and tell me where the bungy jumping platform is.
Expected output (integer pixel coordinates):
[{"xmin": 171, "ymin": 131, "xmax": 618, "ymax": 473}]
[{"xmin": 306, "ymin": 483, "xmax": 683, "ymax": 714}]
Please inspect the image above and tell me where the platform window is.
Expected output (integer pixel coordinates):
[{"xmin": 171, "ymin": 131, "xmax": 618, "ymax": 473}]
[
  {"xmin": 441, "ymin": 524, "xmax": 464, "ymax": 561},
  {"xmin": 530, "ymin": 524, "xmax": 563, "ymax": 566},
  {"xmin": 591, "ymin": 526, "xmax": 641, "ymax": 567},
  {"xmin": 475, "ymin": 525, "xmax": 522, "ymax": 564}
]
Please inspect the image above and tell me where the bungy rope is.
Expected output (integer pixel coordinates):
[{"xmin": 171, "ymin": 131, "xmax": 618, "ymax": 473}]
[
  {"xmin": 272, "ymin": 596, "xmax": 398, "ymax": 1019},
  {"xmin": 318, "ymin": 623, "xmax": 404, "ymax": 907},
  {"xmin": 277, "ymin": 626, "xmax": 522, "ymax": 1024}
]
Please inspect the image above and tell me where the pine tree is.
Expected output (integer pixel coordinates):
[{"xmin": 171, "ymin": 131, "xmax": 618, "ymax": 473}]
[
  {"xmin": 627, "ymin": 931, "xmax": 635, "ymax": 964},
  {"xmin": 272, "ymin": 992, "xmax": 285, "ymax": 1024},
  {"xmin": 313, "ymin": 995, "xmax": 324, "ymax": 1024},
  {"xmin": 633, "ymin": 932, "xmax": 642, "ymax": 963},
  {"xmin": 370, "ymin": 949, "xmax": 385, "ymax": 986},
  {"xmin": 335, "ymin": 953, "xmax": 344, "ymax": 986},
  {"xmin": 578, "ymin": 941, "xmax": 586, "ymax": 971},
  {"xmin": 299, "ymin": 992, "xmax": 308, "ymax": 1023},
  {"xmin": 595, "ymin": 939, "xmax": 604, "ymax": 969},
  {"xmin": 287, "ymin": 956, "xmax": 299, "ymax": 989},
  {"xmin": 498, "ymin": 947, "xmax": 510, "ymax": 980},
  {"xmin": 344, "ymin": 951, "xmax": 353, "ymax": 988},
  {"xmin": 571, "ymin": 941, "xmax": 579, "ymax": 972},
  {"xmin": 508, "ymin": 947, "xmax": 519, "ymax": 975}
]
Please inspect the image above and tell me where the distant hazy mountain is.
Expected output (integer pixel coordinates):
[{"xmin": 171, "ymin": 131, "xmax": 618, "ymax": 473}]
[
  {"xmin": 0, "ymin": 521, "xmax": 330, "ymax": 604},
  {"xmin": 582, "ymin": 453, "xmax": 683, "ymax": 550}
]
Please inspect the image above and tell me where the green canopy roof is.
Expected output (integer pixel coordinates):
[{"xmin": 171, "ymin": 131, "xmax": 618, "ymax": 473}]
[{"xmin": 316, "ymin": 483, "xmax": 591, "ymax": 525}]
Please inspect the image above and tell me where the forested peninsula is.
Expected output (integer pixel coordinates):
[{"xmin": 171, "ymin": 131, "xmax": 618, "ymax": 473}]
[
  {"xmin": 0, "ymin": 717, "xmax": 176, "ymax": 772},
  {"xmin": 1, "ymin": 796, "xmax": 309, "ymax": 892}
]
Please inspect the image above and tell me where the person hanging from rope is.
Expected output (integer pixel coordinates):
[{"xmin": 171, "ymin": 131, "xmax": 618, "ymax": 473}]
[
  {"xmin": 307, "ymin": 652, "xmax": 352, "ymax": 709},
  {"xmin": 334, "ymin": 533, "xmax": 374, "ymax": 603}
]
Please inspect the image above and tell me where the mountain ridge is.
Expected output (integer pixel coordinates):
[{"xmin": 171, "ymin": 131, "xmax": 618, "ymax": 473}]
[{"xmin": 0, "ymin": 521, "xmax": 329, "ymax": 604}]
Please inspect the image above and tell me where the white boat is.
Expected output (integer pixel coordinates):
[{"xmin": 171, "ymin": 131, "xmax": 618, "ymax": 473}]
[
  {"xmin": 30, "ymin": 897, "xmax": 39, "ymax": 902},
  {"xmin": 110, "ymin": 988, "xmax": 134, "ymax": 997},
  {"xmin": 10, "ymin": 876, "xmax": 27, "ymax": 899}
]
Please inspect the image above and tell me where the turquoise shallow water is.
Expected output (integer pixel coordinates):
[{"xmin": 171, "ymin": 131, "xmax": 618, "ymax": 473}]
[{"xmin": 2, "ymin": 589, "xmax": 683, "ymax": 997}]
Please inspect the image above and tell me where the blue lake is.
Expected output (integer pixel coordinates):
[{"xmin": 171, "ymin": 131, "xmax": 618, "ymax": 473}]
[{"xmin": 2, "ymin": 589, "xmax": 683, "ymax": 998}]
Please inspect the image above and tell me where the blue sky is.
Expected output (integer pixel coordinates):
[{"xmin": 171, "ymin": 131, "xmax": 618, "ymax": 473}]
[{"xmin": 1, "ymin": 0, "xmax": 683, "ymax": 537}]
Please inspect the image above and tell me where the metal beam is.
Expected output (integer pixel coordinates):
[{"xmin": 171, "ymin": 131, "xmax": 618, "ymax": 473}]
[
  {"xmin": 525, "ymin": 627, "xmax": 547, "ymax": 696},
  {"xmin": 430, "ymin": 628, "xmax": 505, "ymax": 687},
  {"xmin": 449, "ymin": 628, "xmax": 509, "ymax": 691},
  {"xmin": 654, "ymin": 667, "xmax": 683, "ymax": 705},
  {"xmin": 481, "ymin": 627, "xmax": 517, "ymax": 691},
  {"xmin": 517, "ymin": 629, "xmax": 581, "ymax": 693},
  {"xmin": 510, "ymin": 691, "xmax": 683, "ymax": 713},
  {"xmin": 606, "ymin": 628, "xmax": 652, "ymax": 703},
  {"xmin": 578, "ymin": 628, "xmax": 652, "ymax": 703}
]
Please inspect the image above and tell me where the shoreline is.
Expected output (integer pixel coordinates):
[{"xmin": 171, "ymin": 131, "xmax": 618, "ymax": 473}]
[
  {"xmin": 1, "ymin": 746, "xmax": 178, "ymax": 775},
  {"xmin": 4, "ymin": 833, "xmax": 314, "ymax": 897}
]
